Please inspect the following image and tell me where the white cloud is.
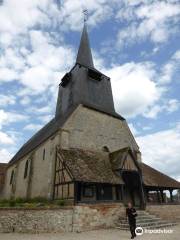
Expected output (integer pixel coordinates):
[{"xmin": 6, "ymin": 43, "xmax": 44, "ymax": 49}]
[
  {"xmin": 59, "ymin": 0, "xmax": 113, "ymax": 31},
  {"xmin": 0, "ymin": 94, "xmax": 16, "ymax": 106},
  {"xmin": 173, "ymin": 50, "xmax": 180, "ymax": 60},
  {"xmin": 116, "ymin": 1, "xmax": 180, "ymax": 46},
  {"xmin": 24, "ymin": 123, "xmax": 43, "ymax": 131},
  {"xmin": 39, "ymin": 114, "xmax": 53, "ymax": 124},
  {"xmin": 0, "ymin": 109, "xmax": 28, "ymax": 129},
  {"xmin": 0, "ymin": 48, "xmax": 25, "ymax": 71},
  {"xmin": 128, "ymin": 123, "xmax": 139, "ymax": 136},
  {"xmin": 0, "ymin": 131, "xmax": 14, "ymax": 144},
  {"xmin": 21, "ymin": 66, "xmax": 53, "ymax": 92},
  {"xmin": 165, "ymin": 99, "xmax": 180, "ymax": 113},
  {"xmin": 20, "ymin": 96, "xmax": 31, "ymax": 106},
  {"xmin": 104, "ymin": 62, "xmax": 162, "ymax": 118},
  {"xmin": 102, "ymin": 47, "xmax": 180, "ymax": 119},
  {"xmin": 0, "ymin": 67, "xmax": 18, "ymax": 82},
  {"xmin": 137, "ymin": 124, "xmax": 180, "ymax": 180},
  {"xmin": 0, "ymin": 149, "xmax": 13, "ymax": 163},
  {"xmin": 143, "ymin": 105, "xmax": 162, "ymax": 119},
  {"xmin": 0, "ymin": 0, "xmax": 52, "ymax": 35},
  {"xmin": 143, "ymin": 99, "xmax": 179, "ymax": 119}
]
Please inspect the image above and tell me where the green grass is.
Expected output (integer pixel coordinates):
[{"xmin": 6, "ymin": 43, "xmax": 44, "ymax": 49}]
[{"xmin": 0, "ymin": 197, "xmax": 66, "ymax": 208}]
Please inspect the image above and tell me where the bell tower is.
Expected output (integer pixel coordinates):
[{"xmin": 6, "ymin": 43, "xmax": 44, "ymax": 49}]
[{"xmin": 55, "ymin": 23, "xmax": 122, "ymax": 120}]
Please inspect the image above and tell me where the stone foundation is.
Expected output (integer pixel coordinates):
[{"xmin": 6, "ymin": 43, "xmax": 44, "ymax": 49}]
[
  {"xmin": 147, "ymin": 204, "xmax": 180, "ymax": 222},
  {"xmin": 73, "ymin": 203, "xmax": 125, "ymax": 232},
  {"xmin": 0, "ymin": 203, "xmax": 125, "ymax": 233}
]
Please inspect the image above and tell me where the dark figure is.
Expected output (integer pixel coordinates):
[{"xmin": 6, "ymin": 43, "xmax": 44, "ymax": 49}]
[{"xmin": 126, "ymin": 202, "xmax": 137, "ymax": 239}]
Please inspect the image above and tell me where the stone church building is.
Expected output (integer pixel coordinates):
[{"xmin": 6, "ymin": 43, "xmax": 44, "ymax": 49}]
[{"xmin": 1, "ymin": 24, "xmax": 180, "ymax": 209}]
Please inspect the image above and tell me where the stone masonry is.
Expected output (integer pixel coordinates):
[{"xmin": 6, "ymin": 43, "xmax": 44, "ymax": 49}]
[
  {"xmin": 0, "ymin": 203, "xmax": 125, "ymax": 233},
  {"xmin": 147, "ymin": 204, "xmax": 180, "ymax": 222}
]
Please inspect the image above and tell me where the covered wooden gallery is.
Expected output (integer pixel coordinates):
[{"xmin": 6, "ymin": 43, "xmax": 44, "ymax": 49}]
[
  {"xmin": 53, "ymin": 147, "xmax": 180, "ymax": 207},
  {"xmin": 142, "ymin": 163, "xmax": 180, "ymax": 204}
]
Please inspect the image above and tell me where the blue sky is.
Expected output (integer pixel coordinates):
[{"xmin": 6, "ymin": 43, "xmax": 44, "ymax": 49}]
[{"xmin": 0, "ymin": 0, "xmax": 180, "ymax": 180}]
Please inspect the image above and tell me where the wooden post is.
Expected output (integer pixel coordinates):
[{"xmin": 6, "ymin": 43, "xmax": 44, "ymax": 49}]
[
  {"xmin": 169, "ymin": 189, "xmax": 173, "ymax": 202},
  {"xmin": 157, "ymin": 190, "xmax": 161, "ymax": 203},
  {"xmin": 146, "ymin": 189, "xmax": 149, "ymax": 202},
  {"xmin": 160, "ymin": 190, "xmax": 164, "ymax": 203}
]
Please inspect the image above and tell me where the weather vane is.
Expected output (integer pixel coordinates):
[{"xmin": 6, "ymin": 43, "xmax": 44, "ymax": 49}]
[{"xmin": 83, "ymin": 9, "xmax": 88, "ymax": 23}]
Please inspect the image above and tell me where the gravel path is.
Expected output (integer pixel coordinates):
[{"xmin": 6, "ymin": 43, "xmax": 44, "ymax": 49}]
[{"xmin": 0, "ymin": 225, "xmax": 179, "ymax": 240}]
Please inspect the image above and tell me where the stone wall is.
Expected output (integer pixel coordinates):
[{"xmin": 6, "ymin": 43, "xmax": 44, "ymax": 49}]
[
  {"xmin": 61, "ymin": 105, "xmax": 140, "ymax": 156},
  {"xmin": 0, "ymin": 203, "xmax": 125, "ymax": 233},
  {"xmin": 147, "ymin": 204, "xmax": 180, "ymax": 222},
  {"xmin": 0, "ymin": 207, "xmax": 73, "ymax": 233},
  {"xmin": 73, "ymin": 203, "xmax": 125, "ymax": 232},
  {"xmin": 2, "ymin": 133, "xmax": 60, "ymax": 200}
]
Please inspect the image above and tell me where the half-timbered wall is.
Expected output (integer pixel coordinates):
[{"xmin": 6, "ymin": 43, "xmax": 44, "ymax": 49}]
[
  {"xmin": 123, "ymin": 154, "xmax": 138, "ymax": 171},
  {"xmin": 54, "ymin": 148, "xmax": 74, "ymax": 200}
]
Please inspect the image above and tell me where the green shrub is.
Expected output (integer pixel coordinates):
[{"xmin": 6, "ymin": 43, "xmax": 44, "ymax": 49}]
[
  {"xmin": 23, "ymin": 203, "xmax": 36, "ymax": 208},
  {"xmin": 56, "ymin": 199, "xmax": 65, "ymax": 206},
  {"xmin": 28, "ymin": 197, "xmax": 48, "ymax": 203},
  {"xmin": 0, "ymin": 200, "xmax": 9, "ymax": 207},
  {"xmin": 0, "ymin": 197, "xmax": 63, "ymax": 208},
  {"xmin": 9, "ymin": 199, "xmax": 16, "ymax": 207},
  {"xmin": 15, "ymin": 197, "xmax": 26, "ymax": 203},
  {"xmin": 0, "ymin": 199, "xmax": 9, "ymax": 204}
]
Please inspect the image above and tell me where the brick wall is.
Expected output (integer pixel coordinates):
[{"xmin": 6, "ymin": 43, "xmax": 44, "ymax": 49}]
[{"xmin": 0, "ymin": 203, "xmax": 125, "ymax": 233}]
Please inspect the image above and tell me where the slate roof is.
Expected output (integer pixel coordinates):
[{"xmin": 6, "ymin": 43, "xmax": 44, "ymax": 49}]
[
  {"xmin": 59, "ymin": 148, "xmax": 124, "ymax": 184},
  {"xmin": 8, "ymin": 104, "xmax": 78, "ymax": 166},
  {"xmin": 142, "ymin": 163, "xmax": 180, "ymax": 189},
  {"xmin": 76, "ymin": 23, "xmax": 94, "ymax": 68}
]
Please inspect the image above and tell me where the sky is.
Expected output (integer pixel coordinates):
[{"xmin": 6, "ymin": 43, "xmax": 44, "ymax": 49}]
[{"xmin": 0, "ymin": 0, "xmax": 180, "ymax": 181}]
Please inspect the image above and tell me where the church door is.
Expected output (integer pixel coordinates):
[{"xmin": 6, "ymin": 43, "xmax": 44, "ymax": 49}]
[{"xmin": 122, "ymin": 170, "xmax": 144, "ymax": 208}]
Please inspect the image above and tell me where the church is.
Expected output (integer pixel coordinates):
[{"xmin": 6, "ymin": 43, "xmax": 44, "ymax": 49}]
[{"xmin": 0, "ymin": 23, "xmax": 180, "ymax": 209}]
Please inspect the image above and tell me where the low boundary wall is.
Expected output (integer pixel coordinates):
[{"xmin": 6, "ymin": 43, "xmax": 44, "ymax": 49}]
[
  {"xmin": 147, "ymin": 204, "xmax": 180, "ymax": 222},
  {"xmin": 0, "ymin": 203, "xmax": 125, "ymax": 233}
]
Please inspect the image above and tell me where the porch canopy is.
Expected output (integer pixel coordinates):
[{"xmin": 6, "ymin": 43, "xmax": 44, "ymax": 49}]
[{"xmin": 141, "ymin": 163, "xmax": 180, "ymax": 203}]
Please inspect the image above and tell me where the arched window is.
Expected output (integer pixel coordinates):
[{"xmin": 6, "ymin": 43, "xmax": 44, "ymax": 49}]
[
  {"xmin": 24, "ymin": 160, "xmax": 29, "ymax": 179},
  {"xmin": 10, "ymin": 170, "xmax": 14, "ymax": 185},
  {"xmin": 102, "ymin": 146, "xmax": 110, "ymax": 152},
  {"xmin": 43, "ymin": 149, "xmax": 45, "ymax": 160}
]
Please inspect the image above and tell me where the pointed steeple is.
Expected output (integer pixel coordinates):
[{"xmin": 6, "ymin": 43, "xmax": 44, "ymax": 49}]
[
  {"xmin": 55, "ymin": 21, "xmax": 122, "ymax": 120},
  {"xmin": 76, "ymin": 23, "xmax": 94, "ymax": 68}
]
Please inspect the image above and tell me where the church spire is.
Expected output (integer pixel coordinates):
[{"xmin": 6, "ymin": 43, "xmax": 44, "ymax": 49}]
[{"xmin": 76, "ymin": 23, "xmax": 94, "ymax": 68}]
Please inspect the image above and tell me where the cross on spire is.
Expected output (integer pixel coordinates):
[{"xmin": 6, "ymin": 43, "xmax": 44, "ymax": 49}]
[
  {"xmin": 76, "ymin": 12, "xmax": 94, "ymax": 68},
  {"xmin": 83, "ymin": 9, "xmax": 88, "ymax": 23}
]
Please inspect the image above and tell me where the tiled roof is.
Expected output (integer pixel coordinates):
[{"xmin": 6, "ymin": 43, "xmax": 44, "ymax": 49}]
[
  {"xmin": 59, "ymin": 148, "xmax": 124, "ymax": 184},
  {"xmin": 142, "ymin": 163, "xmax": 180, "ymax": 189}
]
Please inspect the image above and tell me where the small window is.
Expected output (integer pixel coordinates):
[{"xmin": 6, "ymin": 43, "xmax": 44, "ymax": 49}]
[
  {"xmin": 102, "ymin": 146, "xmax": 110, "ymax": 152},
  {"xmin": 60, "ymin": 72, "xmax": 71, "ymax": 87},
  {"xmin": 10, "ymin": 170, "xmax": 14, "ymax": 185},
  {"xmin": 43, "ymin": 149, "xmax": 45, "ymax": 160},
  {"xmin": 24, "ymin": 160, "xmax": 29, "ymax": 179},
  {"xmin": 83, "ymin": 184, "xmax": 94, "ymax": 197},
  {"xmin": 88, "ymin": 69, "xmax": 102, "ymax": 81}
]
